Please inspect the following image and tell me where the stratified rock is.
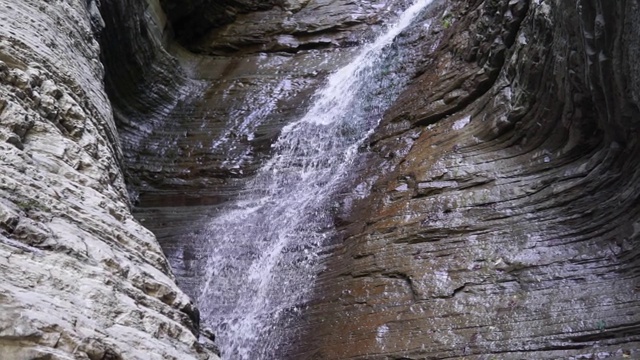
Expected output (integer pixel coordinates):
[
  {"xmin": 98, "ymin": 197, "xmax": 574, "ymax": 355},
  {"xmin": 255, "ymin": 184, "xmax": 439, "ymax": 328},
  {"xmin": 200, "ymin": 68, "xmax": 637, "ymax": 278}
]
[
  {"xmin": 0, "ymin": 0, "xmax": 219, "ymax": 359},
  {"xmin": 189, "ymin": 0, "xmax": 412, "ymax": 55},
  {"xmin": 112, "ymin": 0, "xmax": 417, "ymax": 302},
  {"xmin": 294, "ymin": 0, "xmax": 640, "ymax": 359},
  {"xmin": 110, "ymin": 0, "xmax": 416, "ymax": 210},
  {"xmin": 12, "ymin": 0, "xmax": 632, "ymax": 358},
  {"xmin": 159, "ymin": 0, "xmax": 279, "ymax": 44},
  {"xmin": 160, "ymin": 0, "xmax": 404, "ymax": 49}
]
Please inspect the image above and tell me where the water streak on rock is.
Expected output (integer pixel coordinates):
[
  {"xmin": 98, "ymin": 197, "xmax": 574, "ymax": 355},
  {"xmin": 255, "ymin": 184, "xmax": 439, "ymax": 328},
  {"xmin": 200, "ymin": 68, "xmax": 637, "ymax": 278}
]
[{"xmin": 197, "ymin": 0, "xmax": 432, "ymax": 358}]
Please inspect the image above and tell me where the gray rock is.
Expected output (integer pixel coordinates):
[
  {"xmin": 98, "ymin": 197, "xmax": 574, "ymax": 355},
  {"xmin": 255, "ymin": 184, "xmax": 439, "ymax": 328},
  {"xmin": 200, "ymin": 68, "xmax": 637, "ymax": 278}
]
[
  {"xmin": 0, "ymin": 0, "xmax": 219, "ymax": 359},
  {"xmin": 4, "ymin": 0, "xmax": 640, "ymax": 358}
]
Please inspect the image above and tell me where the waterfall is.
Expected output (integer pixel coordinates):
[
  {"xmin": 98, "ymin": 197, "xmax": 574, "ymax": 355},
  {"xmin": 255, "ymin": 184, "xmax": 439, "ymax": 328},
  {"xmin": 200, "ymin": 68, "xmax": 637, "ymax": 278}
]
[{"xmin": 198, "ymin": 0, "xmax": 433, "ymax": 357}]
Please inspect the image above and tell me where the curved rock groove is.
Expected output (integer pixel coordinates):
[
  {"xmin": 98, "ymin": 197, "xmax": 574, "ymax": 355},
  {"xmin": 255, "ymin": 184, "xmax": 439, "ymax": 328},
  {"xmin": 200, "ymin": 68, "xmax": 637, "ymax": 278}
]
[
  {"xmin": 293, "ymin": 0, "xmax": 640, "ymax": 359},
  {"xmin": 2, "ymin": 0, "xmax": 637, "ymax": 359},
  {"xmin": 0, "ymin": 0, "xmax": 219, "ymax": 359}
]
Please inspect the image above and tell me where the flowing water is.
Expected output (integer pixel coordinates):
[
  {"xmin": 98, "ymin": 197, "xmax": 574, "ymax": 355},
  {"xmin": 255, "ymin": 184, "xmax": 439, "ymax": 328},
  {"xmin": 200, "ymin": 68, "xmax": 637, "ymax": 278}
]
[{"xmin": 198, "ymin": 1, "xmax": 433, "ymax": 357}]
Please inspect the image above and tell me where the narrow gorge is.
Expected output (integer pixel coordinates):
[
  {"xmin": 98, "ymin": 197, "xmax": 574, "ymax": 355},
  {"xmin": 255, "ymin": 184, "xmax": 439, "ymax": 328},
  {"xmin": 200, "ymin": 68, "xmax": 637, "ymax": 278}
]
[{"xmin": 1, "ymin": 0, "xmax": 639, "ymax": 359}]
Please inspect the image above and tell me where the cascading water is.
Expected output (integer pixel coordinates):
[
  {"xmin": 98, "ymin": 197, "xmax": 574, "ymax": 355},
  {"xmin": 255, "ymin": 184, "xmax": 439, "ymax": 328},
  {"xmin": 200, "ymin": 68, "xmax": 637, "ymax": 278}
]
[{"xmin": 198, "ymin": 0, "xmax": 433, "ymax": 357}]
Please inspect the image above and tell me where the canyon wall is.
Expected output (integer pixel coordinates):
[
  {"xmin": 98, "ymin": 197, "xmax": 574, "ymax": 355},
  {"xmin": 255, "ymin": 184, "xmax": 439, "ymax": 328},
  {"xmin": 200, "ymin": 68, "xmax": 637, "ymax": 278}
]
[
  {"xmin": 115, "ymin": 0, "xmax": 417, "ymax": 310},
  {"xmin": 0, "ymin": 0, "xmax": 218, "ymax": 359},
  {"xmin": 95, "ymin": 0, "xmax": 640, "ymax": 358},
  {"xmin": 1, "ymin": 0, "xmax": 639, "ymax": 359},
  {"xmin": 296, "ymin": 0, "xmax": 640, "ymax": 358}
]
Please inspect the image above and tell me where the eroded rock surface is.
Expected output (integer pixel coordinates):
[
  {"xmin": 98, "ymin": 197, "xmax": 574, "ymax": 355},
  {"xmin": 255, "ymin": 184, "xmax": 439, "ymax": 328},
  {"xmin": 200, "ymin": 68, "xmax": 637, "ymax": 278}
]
[
  {"xmin": 161, "ymin": 0, "xmax": 411, "ymax": 53},
  {"xmin": 5, "ymin": 0, "xmax": 637, "ymax": 358},
  {"xmin": 112, "ymin": 0, "xmax": 419, "ymax": 303},
  {"xmin": 0, "ymin": 0, "xmax": 219, "ymax": 359},
  {"xmin": 108, "ymin": 0, "xmax": 640, "ymax": 358},
  {"xmin": 294, "ymin": 0, "xmax": 640, "ymax": 358}
]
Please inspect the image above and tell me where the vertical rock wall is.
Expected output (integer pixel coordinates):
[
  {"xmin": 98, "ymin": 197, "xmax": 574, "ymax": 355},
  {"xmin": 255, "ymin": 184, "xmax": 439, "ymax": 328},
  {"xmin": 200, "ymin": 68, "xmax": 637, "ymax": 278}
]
[
  {"xmin": 4, "ymin": 0, "xmax": 636, "ymax": 358},
  {"xmin": 0, "ymin": 0, "xmax": 218, "ymax": 359},
  {"xmin": 110, "ymin": 0, "xmax": 418, "ymax": 305},
  {"xmin": 295, "ymin": 0, "xmax": 640, "ymax": 358}
]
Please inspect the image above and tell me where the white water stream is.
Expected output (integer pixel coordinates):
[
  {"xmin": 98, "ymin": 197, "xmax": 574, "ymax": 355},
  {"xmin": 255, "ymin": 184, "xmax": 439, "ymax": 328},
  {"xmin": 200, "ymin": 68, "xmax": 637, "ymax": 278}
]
[{"xmin": 198, "ymin": 1, "xmax": 432, "ymax": 357}]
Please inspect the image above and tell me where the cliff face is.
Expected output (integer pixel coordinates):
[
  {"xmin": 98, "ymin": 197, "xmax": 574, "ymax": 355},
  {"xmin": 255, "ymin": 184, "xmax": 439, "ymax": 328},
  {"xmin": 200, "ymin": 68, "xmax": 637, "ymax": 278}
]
[
  {"xmin": 0, "ymin": 0, "xmax": 218, "ymax": 359},
  {"xmin": 119, "ymin": 0, "xmax": 640, "ymax": 358},
  {"xmin": 1, "ymin": 0, "xmax": 639, "ymax": 359},
  {"xmin": 111, "ymin": 0, "xmax": 416, "ymax": 305},
  {"xmin": 297, "ymin": 0, "xmax": 640, "ymax": 358},
  {"xmin": 104, "ymin": 1, "xmax": 422, "ymax": 357}
]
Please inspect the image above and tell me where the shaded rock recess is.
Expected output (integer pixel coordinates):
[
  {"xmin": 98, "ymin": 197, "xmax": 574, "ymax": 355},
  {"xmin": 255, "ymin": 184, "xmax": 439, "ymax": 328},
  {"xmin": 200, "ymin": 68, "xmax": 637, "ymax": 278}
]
[{"xmin": 0, "ymin": 0, "xmax": 219, "ymax": 359}]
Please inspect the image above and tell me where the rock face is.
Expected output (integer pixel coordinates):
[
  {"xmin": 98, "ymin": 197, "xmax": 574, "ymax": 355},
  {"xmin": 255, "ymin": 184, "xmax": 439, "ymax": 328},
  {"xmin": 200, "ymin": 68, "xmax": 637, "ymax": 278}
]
[
  {"xmin": 114, "ymin": 0, "xmax": 415, "ymax": 302},
  {"xmin": 160, "ymin": 0, "xmax": 407, "ymax": 53},
  {"xmin": 293, "ymin": 0, "xmax": 640, "ymax": 358},
  {"xmin": 111, "ymin": 0, "xmax": 411, "ymax": 212},
  {"xmin": 0, "ymin": 0, "xmax": 218, "ymax": 359},
  {"xmin": 107, "ymin": 0, "xmax": 640, "ymax": 358},
  {"xmin": 2, "ymin": 0, "xmax": 639, "ymax": 359}
]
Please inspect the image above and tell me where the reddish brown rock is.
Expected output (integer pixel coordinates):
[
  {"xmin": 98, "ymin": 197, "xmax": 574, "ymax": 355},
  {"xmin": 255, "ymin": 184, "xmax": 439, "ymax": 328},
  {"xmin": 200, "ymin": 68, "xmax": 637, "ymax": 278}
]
[
  {"xmin": 101, "ymin": 0, "xmax": 640, "ymax": 358},
  {"xmin": 292, "ymin": 0, "xmax": 640, "ymax": 358}
]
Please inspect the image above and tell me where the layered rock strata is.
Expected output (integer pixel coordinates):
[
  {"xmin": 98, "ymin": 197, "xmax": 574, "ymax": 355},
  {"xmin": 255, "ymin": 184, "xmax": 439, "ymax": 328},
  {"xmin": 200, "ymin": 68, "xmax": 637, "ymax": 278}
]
[
  {"xmin": 162, "ymin": 0, "xmax": 410, "ymax": 54},
  {"xmin": 294, "ymin": 0, "xmax": 640, "ymax": 358},
  {"xmin": 4, "ymin": 0, "xmax": 636, "ymax": 359},
  {"xmin": 0, "ymin": 0, "xmax": 218, "ymax": 359},
  {"xmin": 113, "ymin": 0, "xmax": 414, "ymax": 210},
  {"xmin": 113, "ymin": 0, "xmax": 418, "ymax": 300}
]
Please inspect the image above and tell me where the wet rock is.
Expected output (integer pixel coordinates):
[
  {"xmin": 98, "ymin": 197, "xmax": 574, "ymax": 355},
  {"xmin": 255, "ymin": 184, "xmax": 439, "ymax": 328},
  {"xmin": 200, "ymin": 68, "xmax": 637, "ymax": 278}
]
[
  {"xmin": 5, "ymin": 0, "xmax": 635, "ymax": 358},
  {"xmin": 159, "ymin": 0, "xmax": 279, "ymax": 44},
  {"xmin": 200, "ymin": 327, "xmax": 221, "ymax": 357},
  {"xmin": 106, "ymin": 0, "xmax": 418, "ymax": 310},
  {"xmin": 164, "ymin": 0, "xmax": 411, "ymax": 54},
  {"xmin": 0, "ymin": 0, "xmax": 219, "ymax": 359},
  {"xmin": 293, "ymin": 0, "xmax": 640, "ymax": 359}
]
